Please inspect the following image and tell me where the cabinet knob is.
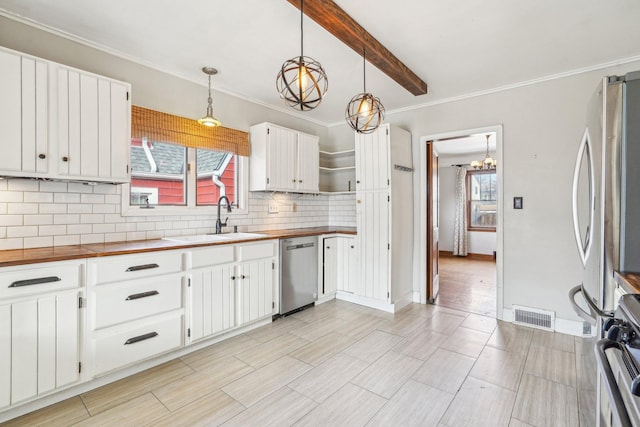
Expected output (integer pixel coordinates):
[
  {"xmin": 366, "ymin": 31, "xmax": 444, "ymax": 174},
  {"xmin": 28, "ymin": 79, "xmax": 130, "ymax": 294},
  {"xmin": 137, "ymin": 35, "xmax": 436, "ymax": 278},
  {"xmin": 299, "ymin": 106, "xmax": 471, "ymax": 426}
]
[
  {"xmin": 231, "ymin": 276, "xmax": 236, "ymax": 281},
  {"xmin": 292, "ymin": 179, "xmax": 296, "ymax": 183},
  {"xmin": 62, "ymin": 156, "xmax": 69, "ymax": 162},
  {"xmin": 350, "ymin": 245, "xmax": 355, "ymax": 249},
  {"xmin": 298, "ymin": 180, "xmax": 302, "ymax": 183},
  {"xmin": 241, "ymin": 275, "xmax": 246, "ymax": 279},
  {"xmin": 38, "ymin": 153, "xmax": 46, "ymax": 159},
  {"xmin": 356, "ymin": 180, "xmax": 360, "ymax": 184},
  {"xmin": 326, "ymin": 246, "xmax": 330, "ymax": 249}
]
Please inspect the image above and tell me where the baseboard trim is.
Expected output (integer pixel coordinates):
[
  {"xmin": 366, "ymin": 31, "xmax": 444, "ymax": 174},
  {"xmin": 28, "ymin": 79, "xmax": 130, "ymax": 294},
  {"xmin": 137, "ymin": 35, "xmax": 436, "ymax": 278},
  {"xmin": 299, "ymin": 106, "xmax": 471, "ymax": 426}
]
[
  {"xmin": 335, "ymin": 291, "xmax": 396, "ymax": 313},
  {"xmin": 412, "ymin": 291, "xmax": 421, "ymax": 303},
  {"xmin": 439, "ymin": 250, "xmax": 495, "ymax": 261}
]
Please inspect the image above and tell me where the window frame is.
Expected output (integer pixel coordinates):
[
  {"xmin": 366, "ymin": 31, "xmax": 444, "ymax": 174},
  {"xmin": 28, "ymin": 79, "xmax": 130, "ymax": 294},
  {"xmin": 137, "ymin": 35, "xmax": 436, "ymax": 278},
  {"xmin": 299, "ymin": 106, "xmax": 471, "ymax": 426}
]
[
  {"xmin": 466, "ymin": 169, "xmax": 497, "ymax": 232},
  {"xmin": 121, "ymin": 148, "xmax": 248, "ymax": 217}
]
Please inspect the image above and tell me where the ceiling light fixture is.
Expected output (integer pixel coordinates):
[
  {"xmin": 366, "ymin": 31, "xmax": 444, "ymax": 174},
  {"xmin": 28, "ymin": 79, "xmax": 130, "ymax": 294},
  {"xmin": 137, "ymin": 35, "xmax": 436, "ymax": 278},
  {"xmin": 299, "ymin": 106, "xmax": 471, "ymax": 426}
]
[
  {"xmin": 345, "ymin": 48, "xmax": 385, "ymax": 134},
  {"xmin": 276, "ymin": 0, "xmax": 328, "ymax": 111},
  {"xmin": 198, "ymin": 67, "xmax": 222, "ymax": 127},
  {"xmin": 471, "ymin": 134, "xmax": 496, "ymax": 169}
]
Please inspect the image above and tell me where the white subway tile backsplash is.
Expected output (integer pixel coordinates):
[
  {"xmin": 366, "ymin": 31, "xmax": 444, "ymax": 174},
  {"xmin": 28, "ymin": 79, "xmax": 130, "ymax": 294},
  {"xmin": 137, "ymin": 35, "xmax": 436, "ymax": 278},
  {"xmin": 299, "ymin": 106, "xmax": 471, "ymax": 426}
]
[
  {"xmin": 38, "ymin": 225, "xmax": 67, "ymax": 236},
  {"xmin": 1, "ymin": 178, "xmax": 357, "ymax": 250},
  {"xmin": 0, "ymin": 180, "xmax": 6, "ymax": 191},
  {"xmin": 23, "ymin": 236, "xmax": 53, "ymax": 249},
  {"xmin": 67, "ymin": 224, "xmax": 92, "ymax": 234},
  {"xmin": 39, "ymin": 181, "xmax": 67, "ymax": 192},
  {"xmin": 24, "ymin": 192, "xmax": 54, "ymax": 203},
  {"xmin": 54, "ymin": 214, "xmax": 80, "ymax": 225},
  {"xmin": 54, "ymin": 235, "xmax": 80, "ymax": 246},
  {"xmin": 81, "ymin": 194, "xmax": 105, "ymax": 204},
  {"xmin": 54, "ymin": 193, "xmax": 81, "ymax": 203},
  {"xmin": 40, "ymin": 204, "xmax": 67, "ymax": 214},
  {"xmin": 24, "ymin": 215, "xmax": 54, "ymax": 226},
  {"xmin": 8, "ymin": 203, "xmax": 39, "ymax": 214},
  {"xmin": 7, "ymin": 179, "xmax": 39, "ymax": 192}
]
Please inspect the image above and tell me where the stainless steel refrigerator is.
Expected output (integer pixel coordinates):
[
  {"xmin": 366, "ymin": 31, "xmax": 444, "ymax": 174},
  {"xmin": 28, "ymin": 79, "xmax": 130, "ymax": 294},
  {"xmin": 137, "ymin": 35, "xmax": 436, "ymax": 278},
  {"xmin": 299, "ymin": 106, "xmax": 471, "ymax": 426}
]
[
  {"xmin": 569, "ymin": 71, "xmax": 640, "ymax": 427},
  {"xmin": 570, "ymin": 70, "xmax": 640, "ymax": 325}
]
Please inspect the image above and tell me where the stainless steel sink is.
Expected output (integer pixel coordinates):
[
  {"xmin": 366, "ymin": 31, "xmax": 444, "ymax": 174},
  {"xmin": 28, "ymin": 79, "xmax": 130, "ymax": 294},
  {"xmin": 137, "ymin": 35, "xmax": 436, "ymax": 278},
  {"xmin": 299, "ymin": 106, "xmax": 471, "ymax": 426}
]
[{"xmin": 163, "ymin": 232, "xmax": 267, "ymax": 244}]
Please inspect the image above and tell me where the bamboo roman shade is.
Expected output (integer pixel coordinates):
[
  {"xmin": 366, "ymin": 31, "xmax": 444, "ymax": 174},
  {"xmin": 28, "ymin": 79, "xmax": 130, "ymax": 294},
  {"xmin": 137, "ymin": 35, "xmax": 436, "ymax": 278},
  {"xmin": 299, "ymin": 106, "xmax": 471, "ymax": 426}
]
[{"xmin": 131, "ymin": 105, "xmax": 250, "ymax": 156}]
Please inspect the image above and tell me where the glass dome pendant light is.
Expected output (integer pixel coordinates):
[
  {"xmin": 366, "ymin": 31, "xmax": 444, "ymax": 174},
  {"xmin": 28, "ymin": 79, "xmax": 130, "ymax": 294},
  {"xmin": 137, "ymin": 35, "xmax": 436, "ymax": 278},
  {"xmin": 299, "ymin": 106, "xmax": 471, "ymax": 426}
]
[
  {"xmin": 345, "ymin": 48, "xmax": 385, "ymax": 134},
  {"xmin": 276, "ymin": 0, "xmax": 328, "ymax": 111},
  {"xmin": 198, "ymin": 67, "xmax": 222, "ymax": 127}
]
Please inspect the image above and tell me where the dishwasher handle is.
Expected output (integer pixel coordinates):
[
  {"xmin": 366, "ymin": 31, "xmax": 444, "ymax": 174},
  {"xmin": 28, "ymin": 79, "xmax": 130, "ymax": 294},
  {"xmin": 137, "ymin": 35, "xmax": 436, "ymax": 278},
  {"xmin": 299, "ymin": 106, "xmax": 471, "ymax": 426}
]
[{"xmin": 286, "ymin": 242, "xmax": 315, "ymax": 251}]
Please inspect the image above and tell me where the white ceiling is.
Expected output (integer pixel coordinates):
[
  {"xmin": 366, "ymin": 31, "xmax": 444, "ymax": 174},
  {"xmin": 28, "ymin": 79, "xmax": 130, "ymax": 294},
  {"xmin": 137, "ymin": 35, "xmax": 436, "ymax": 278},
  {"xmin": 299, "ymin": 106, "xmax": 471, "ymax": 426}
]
[
  {"xmin": 1, "ymin": 0, "xmax": 639, "ymax": 126},
  {"xmin": 434, "ymin": 134, "xmax": 496, "ymax": 156}
]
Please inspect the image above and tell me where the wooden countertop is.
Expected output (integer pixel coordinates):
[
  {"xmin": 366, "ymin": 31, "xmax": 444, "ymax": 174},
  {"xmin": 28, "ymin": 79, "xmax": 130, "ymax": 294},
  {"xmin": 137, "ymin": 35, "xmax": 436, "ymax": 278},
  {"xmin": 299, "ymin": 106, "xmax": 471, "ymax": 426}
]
[
  {"xmin": 0, "ymin": 227, "xmax": 356, "ymax": 267},
  {"xmin": 615, "ymin": 271, "xmax": 640, "ymax": 294}
]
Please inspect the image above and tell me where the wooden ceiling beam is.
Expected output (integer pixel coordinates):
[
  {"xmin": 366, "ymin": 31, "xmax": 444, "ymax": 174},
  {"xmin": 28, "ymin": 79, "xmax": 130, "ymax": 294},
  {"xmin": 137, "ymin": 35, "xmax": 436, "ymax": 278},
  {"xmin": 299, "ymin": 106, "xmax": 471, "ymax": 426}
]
[{"xmin": 286, "ymin": 0, "xmax": 428, "ymax": 96}]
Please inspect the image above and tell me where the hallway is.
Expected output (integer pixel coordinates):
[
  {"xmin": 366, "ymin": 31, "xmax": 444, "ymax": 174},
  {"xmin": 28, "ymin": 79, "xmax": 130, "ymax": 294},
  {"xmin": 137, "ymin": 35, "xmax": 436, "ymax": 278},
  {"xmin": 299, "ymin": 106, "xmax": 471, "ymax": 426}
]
[{"xmin": 436, "ymin": 255, "xmax": 497, "ymax": 317}]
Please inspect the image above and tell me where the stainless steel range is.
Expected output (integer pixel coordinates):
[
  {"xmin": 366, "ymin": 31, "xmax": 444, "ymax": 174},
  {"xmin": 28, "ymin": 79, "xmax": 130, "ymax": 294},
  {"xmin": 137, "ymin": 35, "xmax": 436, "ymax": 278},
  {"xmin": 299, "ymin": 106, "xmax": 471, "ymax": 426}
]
[{"xmin": 598, "ymin": 294, "xmax": 640, "ymax": 426}]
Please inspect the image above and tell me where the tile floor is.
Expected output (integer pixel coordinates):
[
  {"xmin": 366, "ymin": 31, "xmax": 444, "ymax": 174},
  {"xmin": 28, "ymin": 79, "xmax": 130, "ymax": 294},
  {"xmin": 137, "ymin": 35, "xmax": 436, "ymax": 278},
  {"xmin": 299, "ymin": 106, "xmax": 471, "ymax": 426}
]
[{"xmin": 3, "ymin": 300, "xmax": 596, "ymax": 427}]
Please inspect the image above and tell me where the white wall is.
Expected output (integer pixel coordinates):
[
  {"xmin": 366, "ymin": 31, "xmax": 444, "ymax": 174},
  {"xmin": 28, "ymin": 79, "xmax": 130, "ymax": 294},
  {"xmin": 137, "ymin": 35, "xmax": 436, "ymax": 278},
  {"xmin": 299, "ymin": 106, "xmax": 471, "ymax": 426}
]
[{"xmin": 439, "ymin": 164, "xmax": 496, "ymax": 256}]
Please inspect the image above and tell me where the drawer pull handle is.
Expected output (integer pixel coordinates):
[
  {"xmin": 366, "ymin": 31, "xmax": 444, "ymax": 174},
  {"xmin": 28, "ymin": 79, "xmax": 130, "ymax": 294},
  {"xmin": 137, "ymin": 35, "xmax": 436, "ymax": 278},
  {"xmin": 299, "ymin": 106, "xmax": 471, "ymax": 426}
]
[
  {"xmin": 125, "ymin": 263, "xmax": 159, "ymax": 272},
  {"xmin": 125, "ymin": 290, "xmax": 159, "ymax": 301},
  {"xmin": 9, "ymin": 276, "xmax": 61, "ymax": 288},
  {"xmin": 124, "ymin": 332, "xmax": 158, "ymax": 345}
]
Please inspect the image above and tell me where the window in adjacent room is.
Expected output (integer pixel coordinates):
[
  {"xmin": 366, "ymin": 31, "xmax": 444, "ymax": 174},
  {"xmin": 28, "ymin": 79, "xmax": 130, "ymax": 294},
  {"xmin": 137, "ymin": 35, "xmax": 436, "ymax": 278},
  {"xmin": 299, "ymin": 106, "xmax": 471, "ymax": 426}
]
[{"xmin": 467, "ymin": 170, "xmax": 497, "ymax": 231}]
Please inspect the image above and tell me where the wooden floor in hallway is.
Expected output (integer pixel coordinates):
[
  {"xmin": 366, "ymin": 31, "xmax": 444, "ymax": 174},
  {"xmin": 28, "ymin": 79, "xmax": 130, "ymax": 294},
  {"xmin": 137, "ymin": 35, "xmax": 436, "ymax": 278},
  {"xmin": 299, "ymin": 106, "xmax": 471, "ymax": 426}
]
[{"xmin": 436, "ymin": 255, "xmax": 497, "ymax": 318}]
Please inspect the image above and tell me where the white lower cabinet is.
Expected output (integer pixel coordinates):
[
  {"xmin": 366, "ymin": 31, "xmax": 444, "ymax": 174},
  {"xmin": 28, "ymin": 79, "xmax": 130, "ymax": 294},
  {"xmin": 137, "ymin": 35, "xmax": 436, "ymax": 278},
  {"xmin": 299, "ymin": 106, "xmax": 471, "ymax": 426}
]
[
  {"xmin": 86, "ymin": 251, "xmax": 184, "ymax": 377},
  {"xmin": 0, "ymin": 260, "xmax": 83, "ymax": 410},
  {"xmin": 322, "ymin": 235, "xmax": 357, "ymax": 298},
  {"xmin": 187, "ymin": 241, "xmax": 276, "ymax": 344}
]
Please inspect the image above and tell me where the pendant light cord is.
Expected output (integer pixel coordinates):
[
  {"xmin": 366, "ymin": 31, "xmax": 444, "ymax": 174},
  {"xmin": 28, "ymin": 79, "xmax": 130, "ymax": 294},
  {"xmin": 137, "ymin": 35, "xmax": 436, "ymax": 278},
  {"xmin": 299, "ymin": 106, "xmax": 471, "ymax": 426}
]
[
  {"xmin": 300, "ymin": 0, "xmax": 304, "ymax": 58},
  {"xmin": 363, "ymin": 48, "xmax": 367, "ymax": 93}
]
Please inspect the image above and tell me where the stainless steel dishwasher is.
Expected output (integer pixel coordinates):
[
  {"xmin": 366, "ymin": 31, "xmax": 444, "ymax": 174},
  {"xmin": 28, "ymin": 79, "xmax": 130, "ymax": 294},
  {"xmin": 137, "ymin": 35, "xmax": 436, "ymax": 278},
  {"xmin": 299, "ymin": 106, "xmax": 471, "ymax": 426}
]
[{"xmin": 280, "ymin": 236, "xmax": 318, "ymax": 315}]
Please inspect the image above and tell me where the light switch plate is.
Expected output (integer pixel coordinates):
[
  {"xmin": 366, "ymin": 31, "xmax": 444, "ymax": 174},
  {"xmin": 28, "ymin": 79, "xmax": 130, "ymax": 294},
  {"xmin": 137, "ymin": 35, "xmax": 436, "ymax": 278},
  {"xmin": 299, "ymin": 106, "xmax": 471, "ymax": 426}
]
[{"xmin": 268, "ymin": 201, "xmax": 279, "ymax": 213}]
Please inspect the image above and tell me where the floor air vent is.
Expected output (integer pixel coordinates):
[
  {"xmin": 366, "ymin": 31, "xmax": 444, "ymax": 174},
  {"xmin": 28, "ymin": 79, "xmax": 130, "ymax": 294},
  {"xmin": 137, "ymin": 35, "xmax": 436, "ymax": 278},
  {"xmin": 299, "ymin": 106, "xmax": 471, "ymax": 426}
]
[{"xmin": 513, "ymin": 305, "xmax": 555, "ymax": 331}]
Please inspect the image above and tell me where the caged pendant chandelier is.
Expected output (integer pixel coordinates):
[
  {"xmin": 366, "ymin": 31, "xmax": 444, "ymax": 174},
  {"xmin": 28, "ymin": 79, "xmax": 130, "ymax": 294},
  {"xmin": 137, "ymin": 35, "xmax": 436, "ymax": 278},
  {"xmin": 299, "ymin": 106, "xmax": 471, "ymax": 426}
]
[
  {"xmin": 345, "ymin": 48, "xmax": 385, "ymax": 134},
  {"xmin": 276, "ymin": 0, "xmax": 328, "ymax": 111},
  {"xmin": 198, "ymin": 67, "xmax": 222, "ymax": 127}
]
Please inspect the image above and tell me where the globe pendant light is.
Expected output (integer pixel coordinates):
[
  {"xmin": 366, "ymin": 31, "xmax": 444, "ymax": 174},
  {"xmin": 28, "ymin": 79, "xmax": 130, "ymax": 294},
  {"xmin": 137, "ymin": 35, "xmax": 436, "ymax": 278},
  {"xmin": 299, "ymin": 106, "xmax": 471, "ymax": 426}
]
[
  {"xmin": 198, "ymin": 67, "xmax": 222, "ymax": 127},
  {"xmin": 345, "ymin": 49, "xmax": 384, "ymax": 134},
  {"xmin": 276, "ymin": 0, "xmax": 328, "ymax": 111}
]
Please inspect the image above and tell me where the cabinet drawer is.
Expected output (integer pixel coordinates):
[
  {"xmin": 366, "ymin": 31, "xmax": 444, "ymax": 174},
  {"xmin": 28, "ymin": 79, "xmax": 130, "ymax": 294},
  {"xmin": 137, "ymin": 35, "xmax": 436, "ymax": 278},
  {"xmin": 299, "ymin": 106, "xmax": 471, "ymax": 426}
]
[
  {"xmin": 91, "ymin": 273, "xmax": 183, "ymax": 330},
  {"xmin": 190, "ymin": 245, "xmax": 234, "ymax": 269},
  {"xmin": 237, "ymin": 241, "xmax": 276, "ymax": 262},
  {"xmin": 92, "ymin": 312, "xmax": 183, "ymax": 376},
  {"xmin": 88, "ymin": 251, "xmax": 182, "ymax": 285},
  {"xmin": 0, "ymin": 261, "xmax": 82, "ymax": 300}
]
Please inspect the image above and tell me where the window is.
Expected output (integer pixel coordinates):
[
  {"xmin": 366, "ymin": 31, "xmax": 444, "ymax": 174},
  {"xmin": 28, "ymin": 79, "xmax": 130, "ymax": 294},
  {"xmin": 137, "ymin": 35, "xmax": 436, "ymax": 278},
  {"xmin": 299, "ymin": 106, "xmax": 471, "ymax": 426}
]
[
  {"xmin": 124, "ymin": 105, "xmax": 249, "ymax": 216},
  {"xmin": 467, "ymin": 170, "xmax": 496, "ymax": 231}
]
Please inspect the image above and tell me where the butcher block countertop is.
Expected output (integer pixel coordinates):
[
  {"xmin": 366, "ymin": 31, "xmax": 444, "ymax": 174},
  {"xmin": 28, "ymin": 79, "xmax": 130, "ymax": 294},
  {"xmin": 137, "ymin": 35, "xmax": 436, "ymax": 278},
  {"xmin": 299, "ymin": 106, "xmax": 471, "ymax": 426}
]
[
  {"xmin": 615, "ymin": 271, "xmax": 640, "ymax": 294},
  {"xmin": 0, "ymin": 227, "xmax": 356, "ymax": 267}
]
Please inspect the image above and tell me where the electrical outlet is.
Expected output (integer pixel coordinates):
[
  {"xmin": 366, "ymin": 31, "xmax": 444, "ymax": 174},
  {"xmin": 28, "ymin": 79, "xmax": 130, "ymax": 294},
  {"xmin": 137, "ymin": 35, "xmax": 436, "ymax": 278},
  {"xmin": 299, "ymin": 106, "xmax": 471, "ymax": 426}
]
[{"xmin": 268, "ymin": 201, "xmax": 279, "ymax": 213}]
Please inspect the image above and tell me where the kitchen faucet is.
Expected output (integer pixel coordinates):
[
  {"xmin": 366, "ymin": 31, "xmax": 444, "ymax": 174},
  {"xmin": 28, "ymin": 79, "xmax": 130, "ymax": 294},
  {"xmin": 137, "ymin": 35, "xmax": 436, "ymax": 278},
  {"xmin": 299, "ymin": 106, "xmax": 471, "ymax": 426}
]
[{"xmin": 216, "ymin": 195, "xmax": 232, "ymax": 234}]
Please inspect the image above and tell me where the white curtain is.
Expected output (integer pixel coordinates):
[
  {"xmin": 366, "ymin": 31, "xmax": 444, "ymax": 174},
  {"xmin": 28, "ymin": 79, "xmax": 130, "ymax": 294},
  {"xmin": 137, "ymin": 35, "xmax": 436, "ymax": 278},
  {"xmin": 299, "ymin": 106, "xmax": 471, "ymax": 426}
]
[{"xmin": 453, "ymin": 166, "xmax": 468, "ymax": 256}]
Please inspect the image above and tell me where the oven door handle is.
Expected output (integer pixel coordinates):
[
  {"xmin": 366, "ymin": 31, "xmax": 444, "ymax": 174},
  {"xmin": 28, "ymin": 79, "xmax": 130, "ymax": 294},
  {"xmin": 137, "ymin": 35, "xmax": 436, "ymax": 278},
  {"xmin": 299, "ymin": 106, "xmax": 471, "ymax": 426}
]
[{"xmin": 595, "ymin": 339, "xmax": 633, "ymax": 427}]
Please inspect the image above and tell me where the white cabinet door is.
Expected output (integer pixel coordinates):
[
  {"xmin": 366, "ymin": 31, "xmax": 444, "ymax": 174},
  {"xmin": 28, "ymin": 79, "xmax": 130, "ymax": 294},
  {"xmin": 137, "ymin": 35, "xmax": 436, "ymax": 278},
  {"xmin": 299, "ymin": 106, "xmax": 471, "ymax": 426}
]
[
  {"xmin": 7, "ymin": 290, "xmax": 80, "ymax": 405},
  {"xmin": 266, "ymin": 125, "xmax": 297, "ymax": 191},
  {"xmin": 189, "ymin": 264, "xmax": 235, "ymax": 343},
  {"xmin": 296, "ymin": 133, "xmax": 319, "ymax": 192},
  {"xmin": 237, "ymin": 259, "xmax": 273, "ymax": 326},
  {"xmin": 357, "ymin": 191, "xmax": 390, "ymax": 301},
  {"xmin": 335, "ymin": 236, "xmax": 356, "ymax": 294},
  {"xmin": 56, "ymin": 66, "xmax": 130, "ymax": 183},
  {"xmin": 355, "ymin": 125, "xmax": 390, "ymax": 191},
  {"xmin": 0, "ymin": 49, "xmax": 48, "ymax": 175},
  {"xmin": 0, "ymin": 304, "xmax": 10, "ymax": 409},
  {"xmin": 322, "ymin": 237, "xmax": 338, "ymax": 296}
]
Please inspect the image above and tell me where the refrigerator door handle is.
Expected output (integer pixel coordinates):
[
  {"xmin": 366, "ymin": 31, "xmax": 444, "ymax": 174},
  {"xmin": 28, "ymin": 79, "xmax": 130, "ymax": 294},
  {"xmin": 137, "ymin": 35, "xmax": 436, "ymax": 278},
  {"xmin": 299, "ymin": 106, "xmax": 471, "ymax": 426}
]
[
  {"xmin": 571, "ymin": 128, "xmax": 596, "ymax": 267},
  {"xmin": 569, "ymin": 284, "xmax": 614, "ymax": 324}
]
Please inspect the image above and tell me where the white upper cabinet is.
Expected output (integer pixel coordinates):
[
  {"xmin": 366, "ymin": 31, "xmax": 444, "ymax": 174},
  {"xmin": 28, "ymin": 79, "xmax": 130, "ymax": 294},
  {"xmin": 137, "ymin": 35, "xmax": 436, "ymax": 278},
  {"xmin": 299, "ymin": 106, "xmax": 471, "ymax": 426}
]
[
  {"xmin": 0, "ymin": 49, "xmax": 49, "ymax": 176},
  {"xmin": 355, "ymin": 126, "xmax": 391, "ymax": 191},
  {"xmin": 0, "ymin": 46, "xmax": 131, "ymax": 183},
  {"xmin": 55, "ymin": 65, "xmax": 130, "ymax": 183},
  {"xmin": 249, "ymin": 122, "xmax": 319, "ymax": 193}
]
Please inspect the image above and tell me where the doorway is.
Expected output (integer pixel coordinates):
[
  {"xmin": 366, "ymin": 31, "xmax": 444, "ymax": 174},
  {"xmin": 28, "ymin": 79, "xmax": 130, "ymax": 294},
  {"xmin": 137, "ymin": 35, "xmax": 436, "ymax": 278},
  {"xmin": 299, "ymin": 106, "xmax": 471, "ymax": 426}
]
[{"xmin": 419, "ymin": 126, "xmax": 504, "ymax": 319}]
